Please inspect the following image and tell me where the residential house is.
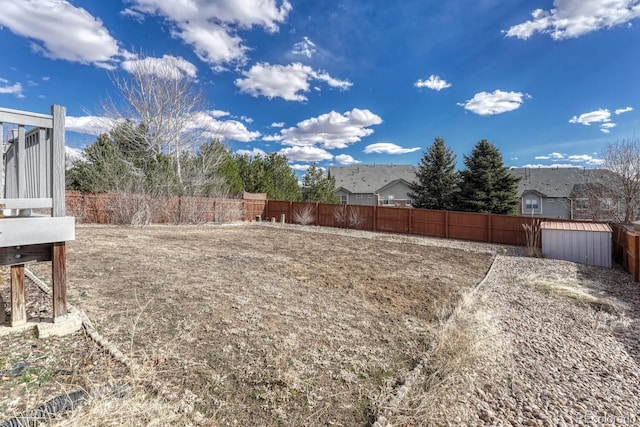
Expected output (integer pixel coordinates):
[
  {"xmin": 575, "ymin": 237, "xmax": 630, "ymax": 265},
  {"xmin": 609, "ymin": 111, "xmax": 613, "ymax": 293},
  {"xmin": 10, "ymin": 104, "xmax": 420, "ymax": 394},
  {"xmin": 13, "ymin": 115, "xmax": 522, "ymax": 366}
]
[
  {"xmin": 509, "ymin": 167, "xmax": 623, "ymax": 220},
  {"xmin": 328, "ymin": 164, "xmax": 417, "ymax": 206}
]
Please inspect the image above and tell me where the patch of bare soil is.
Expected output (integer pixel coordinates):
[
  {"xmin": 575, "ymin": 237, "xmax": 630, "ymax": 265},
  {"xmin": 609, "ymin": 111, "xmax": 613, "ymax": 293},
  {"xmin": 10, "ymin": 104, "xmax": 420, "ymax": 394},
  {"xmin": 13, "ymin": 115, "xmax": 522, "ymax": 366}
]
[{"xmin": 1, "ymin": 224, "xmax": 492, "ymax": 426}]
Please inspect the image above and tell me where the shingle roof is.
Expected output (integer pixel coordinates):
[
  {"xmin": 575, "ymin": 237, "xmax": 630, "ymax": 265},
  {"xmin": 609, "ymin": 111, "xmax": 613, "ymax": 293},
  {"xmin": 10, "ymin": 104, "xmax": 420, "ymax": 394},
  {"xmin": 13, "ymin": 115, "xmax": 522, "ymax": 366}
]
[
  {"xmin": 328, "ymin": 164, "xmax": 417, "ymax": 194},
  {"xmin": 509, "ymin": 167, "xmax": 619, "ymax": 198}
]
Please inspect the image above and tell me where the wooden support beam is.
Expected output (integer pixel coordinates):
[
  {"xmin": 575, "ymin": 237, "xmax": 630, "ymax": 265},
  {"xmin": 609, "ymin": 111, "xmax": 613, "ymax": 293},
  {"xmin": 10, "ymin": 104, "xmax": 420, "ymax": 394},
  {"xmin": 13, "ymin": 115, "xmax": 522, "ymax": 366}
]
[
  {"xmin": 10, "ymin": 264, "xmax": 26, "ymax": 326},
  {"xmin": 52, "ymin": 242, "xmax": 68, "ymax": 321}
]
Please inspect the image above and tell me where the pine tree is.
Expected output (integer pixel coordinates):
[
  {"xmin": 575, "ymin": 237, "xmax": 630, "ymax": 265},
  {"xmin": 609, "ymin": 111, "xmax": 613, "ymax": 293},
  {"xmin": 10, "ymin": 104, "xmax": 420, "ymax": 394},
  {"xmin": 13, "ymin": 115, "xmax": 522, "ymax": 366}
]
[
  {"xmin": 302, "ymin": 163, "xmax": 339, "ymax": 203},
  {"xmin": 409, "ymin": 137, "xmax": 459, "ymax": 210},
  {"xmin": 456, "ymin": 139, "xmax": 520, "ymax": 214}
]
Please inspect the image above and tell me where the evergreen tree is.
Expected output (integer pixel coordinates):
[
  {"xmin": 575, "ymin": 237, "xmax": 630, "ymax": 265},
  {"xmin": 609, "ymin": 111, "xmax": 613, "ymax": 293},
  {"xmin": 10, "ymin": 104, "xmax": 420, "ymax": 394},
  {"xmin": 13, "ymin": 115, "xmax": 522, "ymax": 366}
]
[
  {"xmin": 409, "ymin": 137, "xmax": 459, "ymax": 210},
  {"xmin": 233, "ymin": 153, "xmax": 302, "ymax": 201},
  {"xmin": 456, "ymin": 139, "xmax": 520, "ymax": 214},
  {"xmin": 301, "ymin": 163, "xmax": 339, "ymax": 203}
]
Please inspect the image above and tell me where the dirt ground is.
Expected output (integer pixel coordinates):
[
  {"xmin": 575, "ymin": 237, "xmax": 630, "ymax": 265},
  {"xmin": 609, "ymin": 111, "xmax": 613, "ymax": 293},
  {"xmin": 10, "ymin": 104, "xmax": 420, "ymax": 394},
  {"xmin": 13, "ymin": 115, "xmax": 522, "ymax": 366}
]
[{"xmin": 1, "ymin": 224, "xmax": 492, "ymax": 425}]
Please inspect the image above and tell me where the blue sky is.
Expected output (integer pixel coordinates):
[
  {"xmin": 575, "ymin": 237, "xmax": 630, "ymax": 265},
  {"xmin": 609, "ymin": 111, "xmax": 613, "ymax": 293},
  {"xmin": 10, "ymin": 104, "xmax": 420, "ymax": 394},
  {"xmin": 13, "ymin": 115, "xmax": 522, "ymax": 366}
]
[{"xmin": 1, "ymin": 0, "xmax": 639, "ymax": 174}]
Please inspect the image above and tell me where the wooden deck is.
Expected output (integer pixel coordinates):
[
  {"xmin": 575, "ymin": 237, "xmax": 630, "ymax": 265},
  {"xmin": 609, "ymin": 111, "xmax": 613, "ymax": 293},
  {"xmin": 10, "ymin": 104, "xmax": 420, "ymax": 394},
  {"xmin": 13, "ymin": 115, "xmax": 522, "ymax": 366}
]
[{"xmin": 1, "ymin": 105, "xmax": 75, "ymax": 328}]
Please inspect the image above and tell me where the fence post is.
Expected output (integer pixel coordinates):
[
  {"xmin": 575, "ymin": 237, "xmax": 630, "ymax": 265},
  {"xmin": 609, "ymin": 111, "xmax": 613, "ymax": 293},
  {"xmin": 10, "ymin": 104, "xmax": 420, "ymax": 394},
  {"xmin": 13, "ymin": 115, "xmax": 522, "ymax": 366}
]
[
  {"xmin": 373, "ymin": 205, "xmax": 377, "ymax": 232},
  {"xmin": 265, "ymin": 200, "xmax": 270, "ymax": 220},
  {"xmin": 633, "ymin": 234, "xmax": 640, "ymax": 282},
  {"xmin": 315, "ymin": 203, "xmax": 319, "ymax": 226},
  {"xmin": 487, "ymin": 214, "xmax": 492, "ymax": 243},
  {"xmin": 289, "ymin": 201, "xmax": 293, "ymax": 224},
  {"xmin": 408, "ymin": 208, "xmax": 413, "ymax": 235},
  {"xmin": 445, "ymin": 211, "xmax": 449, "ymax": 239}
]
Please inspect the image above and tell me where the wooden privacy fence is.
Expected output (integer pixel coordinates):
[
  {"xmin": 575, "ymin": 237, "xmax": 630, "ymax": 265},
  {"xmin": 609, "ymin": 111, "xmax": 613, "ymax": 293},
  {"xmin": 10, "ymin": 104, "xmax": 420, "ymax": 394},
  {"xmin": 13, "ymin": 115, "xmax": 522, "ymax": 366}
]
[
  {"xmin": 612, "ymin": 224, "xmax": 640, "ymax": 282},
  {"xmin": 265, "ymin": 200, "xmax": 555, "ymax": 246},
  {"xmin": 66, "ymin": 191, "xmax": 266, "ymax": 224}
]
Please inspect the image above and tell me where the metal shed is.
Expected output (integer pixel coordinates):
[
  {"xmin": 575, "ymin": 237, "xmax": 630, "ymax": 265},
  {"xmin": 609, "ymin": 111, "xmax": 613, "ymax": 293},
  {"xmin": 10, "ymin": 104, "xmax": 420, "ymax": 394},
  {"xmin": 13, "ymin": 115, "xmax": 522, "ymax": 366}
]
[{"xmin": 541, "ymin": 221, "xmax": 612, "ymax": 267}]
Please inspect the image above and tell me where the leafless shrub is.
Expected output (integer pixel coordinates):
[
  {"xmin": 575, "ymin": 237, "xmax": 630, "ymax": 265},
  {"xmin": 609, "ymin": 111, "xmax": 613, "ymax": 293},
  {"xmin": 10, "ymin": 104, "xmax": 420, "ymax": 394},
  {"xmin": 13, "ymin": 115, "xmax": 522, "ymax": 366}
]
[
  {"xmin": 348, "ymin": 206, "xmax": 365, "ymax": 229},
  {"xmin": 293, "ymin": 204, "xmax": 316, "ymax": 226},
  {"xmin": 333, "ymin": 205, "xmax": 365, "ymax": 229},
  {"xmin": 109, "ymin": 193, "xmax": 151, "ymax": 226},
  {"xmin": 333, "ymin": 204, "xmax": 348, "ymax": 227},
  {"xmin": 522, "ymin": 218, "xmax": 541, "ymax": 257},
  {"xmin": 214, "ymin": 199, "xmax": 243, "ymax": 223}
]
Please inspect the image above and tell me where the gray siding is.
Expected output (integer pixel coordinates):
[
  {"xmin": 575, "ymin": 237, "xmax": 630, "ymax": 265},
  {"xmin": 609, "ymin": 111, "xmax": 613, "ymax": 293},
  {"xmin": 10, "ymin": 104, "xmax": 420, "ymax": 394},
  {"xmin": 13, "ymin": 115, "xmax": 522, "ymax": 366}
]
[{"xmin": 542, "ymin": 229, "xmax": 611, "ymax": 267}]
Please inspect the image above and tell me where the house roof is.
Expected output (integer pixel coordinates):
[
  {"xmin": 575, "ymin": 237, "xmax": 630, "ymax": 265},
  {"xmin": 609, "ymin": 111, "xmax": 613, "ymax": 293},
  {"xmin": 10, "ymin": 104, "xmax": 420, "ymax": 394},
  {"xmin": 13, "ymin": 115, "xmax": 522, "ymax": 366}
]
[
  {"xmin": 509, "ymin": 167, "xmax": 619, "ymax": 198},
  {"xmin": 328, "ymin": 164, "xmax": 417, "ymax": 194}
]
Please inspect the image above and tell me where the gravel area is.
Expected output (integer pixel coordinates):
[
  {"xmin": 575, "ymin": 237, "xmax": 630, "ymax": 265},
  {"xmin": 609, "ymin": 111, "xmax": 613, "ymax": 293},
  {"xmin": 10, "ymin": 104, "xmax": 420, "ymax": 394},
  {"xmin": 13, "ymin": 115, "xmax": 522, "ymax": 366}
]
[{"xmin": 262, "ymin": 224, "xmax": 640, "ymax": 426}]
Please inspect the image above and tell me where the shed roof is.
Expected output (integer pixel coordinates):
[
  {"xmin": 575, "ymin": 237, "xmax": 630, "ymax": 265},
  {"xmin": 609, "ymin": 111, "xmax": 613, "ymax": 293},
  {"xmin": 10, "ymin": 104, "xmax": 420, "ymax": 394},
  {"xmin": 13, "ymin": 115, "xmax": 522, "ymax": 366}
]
[{"xmin": 541, "ymin": 221, "xmax": 612, "ymax": 233}]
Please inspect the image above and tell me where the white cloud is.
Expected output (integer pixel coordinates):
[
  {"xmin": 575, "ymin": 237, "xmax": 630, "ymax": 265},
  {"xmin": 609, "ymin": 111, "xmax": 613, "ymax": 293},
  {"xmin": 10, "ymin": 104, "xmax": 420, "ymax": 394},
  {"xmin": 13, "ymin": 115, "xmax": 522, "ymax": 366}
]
[
  {"xmin": 335, "ymin": 154, "xmax": 361, "ymax": 165},
  {"xmin": 211, "ymin": 110, "xmax": 230, "ymax": 118},
  {"xmin": 363, "ymin": 143, "xmax": 421, "ymax": 155},
  {"xmin": 535, "ymin": 152, "xmax": 566, "ymax": 160},
  {"xmin": 121, "ymin": 54, "xmax": 198, "ymax": 79},
  {"xmin": 235, "ymin": 62, "xmax": 352, "ymax": 101},
  {"xmin": 270, "ymin": 122, "xmax": 285, "ymax": 128},
  {"xmin": 600, "ymin": 122, "xmax": 616, "ymax": 133},
  {"xmin": 290, "ymin": 163, "xmax": 311, "ymax": 171},
  {"xmin": 414, "ymin": 75, "xmax": 452, "ymax": 91},
  {"xmin": 190, "ymin": 111, "xmax": 261, "ymax": 142},
  {"xmin": 279, "ymin": 146, "xmax": 333, "ymax": 162},
  {"xmin": 279, "ymin": 108, "xmax": 382, "ymax": 149},
  {"xmin": 615, "ymin": 106, "xmax": 634, "ymax": 115},
  {"xmin": 240, "ymin": 115, "xmax": 254, "ymax": 123},
  {"xmin": 291, "ymin": 37, "xmax": 317, "ymax": 58},
  {"xmin": 569, "ymin": 108, "xmax": 618, "ymax": 132},
  {"xmin": 0, "ymin": 0, "xmax": 119, "ymax": 66},
  {"xmin": 66, "ymin": 116, "xmax": 120, "ymax": 135},
  {"xmin": 127, "ymin": 0, "xmax": 292, "ymax": 68},
  {"xmin": 569, "ymin": 109, "xmax": 611, "ymax": 125},
  {"xmin": 458, "ymin": 90, "xmax": 529, "ymax": 115},
  {"xmin": 262, "ymin": 134, "xmax": 283, "ymax": 142},
  {"xmin": 0, "ymin": 81, "xmax": 24, "ymax": 98},
  {"xmin": 236, "ymin": 148, "xmax": 266, "ymax": 157},
  {"xmin": 505, "ymin": 0, "xmax": 640, "ymax": 40}
]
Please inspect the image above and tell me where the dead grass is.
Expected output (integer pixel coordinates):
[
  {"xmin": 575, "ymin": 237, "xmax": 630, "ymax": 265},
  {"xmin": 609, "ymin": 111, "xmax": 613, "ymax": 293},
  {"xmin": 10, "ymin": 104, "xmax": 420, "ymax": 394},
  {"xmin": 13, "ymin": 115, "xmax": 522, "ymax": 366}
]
[
  {"xmin": 386, "ymin": 293, "xmax": 505, "ymax": 425},
  {"xmin": 523, "ymin": 275, "xmax": 622, "ymax": 314},
  {"xmin": 6, "ymin": 224, "xmax": 493, "ymax": 426}
]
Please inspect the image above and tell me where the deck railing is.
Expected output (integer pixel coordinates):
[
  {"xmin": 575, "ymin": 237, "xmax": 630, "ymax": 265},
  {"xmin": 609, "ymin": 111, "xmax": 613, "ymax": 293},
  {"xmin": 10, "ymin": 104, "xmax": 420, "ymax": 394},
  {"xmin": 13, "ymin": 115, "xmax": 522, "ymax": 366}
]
[
  {"xmin": 1, "ymin": 105, "xmax": 73, "ymax": 328},
  {"xmin": 1, "ymin": 105, "xmax": 66, "ymax": 215}
]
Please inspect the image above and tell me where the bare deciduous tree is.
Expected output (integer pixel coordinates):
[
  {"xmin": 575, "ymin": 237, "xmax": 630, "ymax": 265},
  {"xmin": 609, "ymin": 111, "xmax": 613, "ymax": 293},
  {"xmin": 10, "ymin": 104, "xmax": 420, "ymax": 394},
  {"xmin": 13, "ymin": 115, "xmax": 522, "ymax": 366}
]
[
  {"xmin": 97, "ymin": 53, "xmax": 212, "ymax": 191},
  {"xmin": 603, "ymin": 138, "xmax": 640, "ymax": 223}
]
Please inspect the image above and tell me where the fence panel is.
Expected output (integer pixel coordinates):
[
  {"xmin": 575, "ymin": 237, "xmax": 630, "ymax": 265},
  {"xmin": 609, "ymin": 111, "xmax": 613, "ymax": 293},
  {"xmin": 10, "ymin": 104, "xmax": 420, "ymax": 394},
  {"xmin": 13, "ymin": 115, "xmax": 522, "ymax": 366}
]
[
  {"xmin": 266, "ymin": 200, "xmax": 291, "ymax": 223},
  {"xmin": 491, "ymin": 215, "xmax": 529, "ymax": 245},
  {"xmin": 411, "ymin": 209, "xmax": 446, "ymax": 238},
  {"xmin": 318, "ymin": 203, "xmax": 340, "ymax": 227},
  {"xmin": 448, "ymin": 211, "xmax": 489, "ymax": 242},
  {"xmin": 376, "ymin": 206, "xmax": 409, "ymax": 234},
  {"xmin": 244, "ymin": 200, "xmax": 266, "ymax": 221}
]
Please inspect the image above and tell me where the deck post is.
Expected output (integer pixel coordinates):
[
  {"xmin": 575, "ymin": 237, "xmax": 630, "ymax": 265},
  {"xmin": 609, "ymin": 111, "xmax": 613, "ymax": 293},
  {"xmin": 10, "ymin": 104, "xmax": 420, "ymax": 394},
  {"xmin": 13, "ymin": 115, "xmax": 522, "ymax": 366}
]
[
  {"xmin": 52, "ymin": 242, "xmax": 67, "ymax": 321},
  {"xmin": 10, "ymin": 264, "xmax": 26, "ymax": 326},
  {"xmin": 51, "ymin": 105, "xmax": 66, "ymax": 217}
]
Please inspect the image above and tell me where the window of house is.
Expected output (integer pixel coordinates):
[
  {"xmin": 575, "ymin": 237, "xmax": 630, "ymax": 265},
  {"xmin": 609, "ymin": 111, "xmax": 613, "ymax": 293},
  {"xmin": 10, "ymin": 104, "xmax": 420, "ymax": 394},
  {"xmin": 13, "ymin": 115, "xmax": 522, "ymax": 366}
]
[
  {"xmin": 525, "ymin": 198, "xmax": 539, "ymax": 210},
  {"xmin": 368, "ymin": 195, "xmax": 375, "ymax": 198},
  {"xmin": 575, "ymin": 198, "xmax": 589, "ymax": 210},
  {"xmin": 356, "ymin": 195, "xmax": 363, "ymax": 199},
  {"xmin": 601, "ymin": 198, "xmax": 617, "ymax": 210},
  {"xmin": 338, "ymin": 195, "xmax": 347, "ymax": 204}
]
